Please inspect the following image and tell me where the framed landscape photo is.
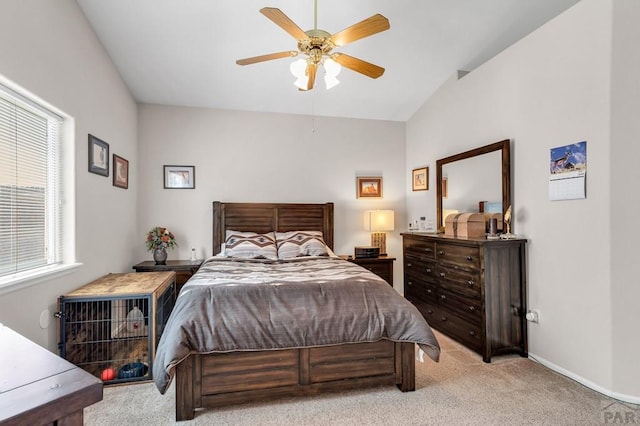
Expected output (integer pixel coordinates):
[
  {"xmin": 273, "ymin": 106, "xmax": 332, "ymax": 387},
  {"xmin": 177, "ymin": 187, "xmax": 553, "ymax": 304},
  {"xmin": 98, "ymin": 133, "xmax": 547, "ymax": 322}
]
[
  {"xmin": 356, "ymin": 177, "xmax": 382, "ymax": 198},
  {"xmin": 112, "ymin": 154, "xmax": 129, "ymax": 189},
  {"xmin": 88, "ymin": 134, "xmax": 109, "ymax": 177},
  {"xmin": 412, "ymin": 167, "xmax": 428, "ymax": 191},
  {"xmin": 164, "ymin": 165, "xmax": 195, "ymax": 189}
]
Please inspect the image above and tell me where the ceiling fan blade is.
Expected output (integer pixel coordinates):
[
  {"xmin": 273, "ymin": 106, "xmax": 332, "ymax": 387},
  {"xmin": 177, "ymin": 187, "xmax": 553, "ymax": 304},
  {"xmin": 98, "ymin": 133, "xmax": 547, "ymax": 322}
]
[
  {"xmin": 329, "ymin": 14, "xmax": 390, "ymax": 47},
  {"xmin": 260, "ymin": 7, "xmax": 309, "ymax": 41},
  {"xmin": 332, "ymin": 53, "xmax": 385, "ymax": 79},
  {"xmin": 307, "ymin": 63, "xmax": 317, "ymax": 90},
  {"xmin": 236, "ymin": 51, "xmax": 298, "ymax": 66}
]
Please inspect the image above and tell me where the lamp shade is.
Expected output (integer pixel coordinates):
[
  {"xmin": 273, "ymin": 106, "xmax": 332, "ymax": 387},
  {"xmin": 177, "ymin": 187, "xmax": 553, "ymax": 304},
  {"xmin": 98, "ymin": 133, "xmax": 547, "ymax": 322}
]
[{"xmin": 364, "ymin": 210, "xmax": 395, "ymax": 232}]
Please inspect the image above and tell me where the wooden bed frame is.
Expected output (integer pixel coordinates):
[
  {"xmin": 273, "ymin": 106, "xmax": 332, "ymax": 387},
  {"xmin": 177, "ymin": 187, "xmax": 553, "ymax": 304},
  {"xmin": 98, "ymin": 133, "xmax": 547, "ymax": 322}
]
[{"xmin": 173, "ymin": 201, "xmax": 416, "ymax": 421}]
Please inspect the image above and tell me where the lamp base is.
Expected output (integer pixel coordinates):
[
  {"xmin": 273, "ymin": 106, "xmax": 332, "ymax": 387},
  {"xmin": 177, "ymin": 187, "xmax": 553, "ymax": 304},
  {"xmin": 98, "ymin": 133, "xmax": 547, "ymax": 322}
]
[{"xmin": 370, "ymin": 232, "xmax": 387, "ymax": 256}]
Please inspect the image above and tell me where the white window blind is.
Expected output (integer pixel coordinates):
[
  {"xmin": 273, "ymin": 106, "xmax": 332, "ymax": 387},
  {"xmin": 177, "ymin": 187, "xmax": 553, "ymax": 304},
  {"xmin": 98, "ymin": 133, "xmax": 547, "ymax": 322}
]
[{"xmin": 0, "ymin": 83, "xmax": 64, "ymax": 278}]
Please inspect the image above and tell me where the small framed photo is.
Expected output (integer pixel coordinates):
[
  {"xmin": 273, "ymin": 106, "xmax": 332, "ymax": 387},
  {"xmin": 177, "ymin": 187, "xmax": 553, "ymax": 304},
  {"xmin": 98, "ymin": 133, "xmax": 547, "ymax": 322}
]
[
  {"xmin": 356, "ymin": 177, "xmax": 382, "ymax": 198},
  {"xmin": 164, "ymin": 165, "xmax": 195, "ymax": 189},
  {"xmin": 88, "ymin": 134, "xmax": 109, "ymax": 177},
  {"xmin": 112, "ymin": 154, "xmax": 129, "ymax": 189},
  {"xmin": 412, "ymin": 167, "xmax": 428, "ymax": 191}
]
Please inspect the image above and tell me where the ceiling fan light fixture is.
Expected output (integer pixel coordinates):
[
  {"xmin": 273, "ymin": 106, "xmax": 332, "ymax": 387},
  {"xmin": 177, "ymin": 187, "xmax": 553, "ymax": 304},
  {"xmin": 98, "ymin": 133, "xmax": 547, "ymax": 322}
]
[
  {"xmin": 237, "ymin": 4, "xmax": 389, "ymax": 91},
  {"xmin": 324, "ymin": 57, "xmax": 341, "ymax": 77},
  {"xmin": 290, "ymin": 58, "xmax": 307, "ymax": 79},
  {"xmin": 293, "ymin": 76, "xmax": 308, "ymax": 90},
  {"xmin": 324, "ymin": 74, "xmax": 340, "ymax": 90}
]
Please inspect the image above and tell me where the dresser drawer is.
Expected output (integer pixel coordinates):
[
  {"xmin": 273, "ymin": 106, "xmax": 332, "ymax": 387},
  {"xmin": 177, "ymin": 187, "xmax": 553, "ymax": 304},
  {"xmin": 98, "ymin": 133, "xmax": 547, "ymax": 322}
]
[
  {"xmin": 348, "ymin": 257, "xmax": 395, "ymax": 285},
  {"xmin": 358, "ymin": 261, "xmax": 391, "ymax": 282},
  {"xmin": 404, "ymin": 238, "xmax": 436, "ymax": 260},
  {"xmin": 435, "ymin": 243, "xmax": 480, "ymax": 270},
  {"xmin": 435, "ymin": 307, "xmax": 482, "ymax": 352},
  {"xmin": 405, "ymin": 277, "xmax": 437, "ymax": 303},
  {"xmin": 404, "ymin": 256, "xmax": 437, "ymax": 284},
  {"xmin": 438, "ymin": 289, "xmax": 482, "ymax": 324},
  {"xmin": 406, "ymin": 297, "xmax": 438, "ymax": 323},
  {"xmin": 437, "ymin": 264, "xmax": 480, "ymax": 299}
]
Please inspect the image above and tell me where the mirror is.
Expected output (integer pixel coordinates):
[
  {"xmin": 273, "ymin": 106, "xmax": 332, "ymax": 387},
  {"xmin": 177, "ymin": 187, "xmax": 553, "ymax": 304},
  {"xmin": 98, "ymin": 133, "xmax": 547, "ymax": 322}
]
[{"xmin": 436, "ymin": 139, "xmax": 511, "ymax": 232}]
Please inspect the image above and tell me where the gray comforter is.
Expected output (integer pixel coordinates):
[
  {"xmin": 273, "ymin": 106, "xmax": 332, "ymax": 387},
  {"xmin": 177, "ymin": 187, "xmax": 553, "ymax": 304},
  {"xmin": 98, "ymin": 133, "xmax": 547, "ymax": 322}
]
[{"xmin": 153, "ymin": 256, "xmax": 440, "ymax": 393}]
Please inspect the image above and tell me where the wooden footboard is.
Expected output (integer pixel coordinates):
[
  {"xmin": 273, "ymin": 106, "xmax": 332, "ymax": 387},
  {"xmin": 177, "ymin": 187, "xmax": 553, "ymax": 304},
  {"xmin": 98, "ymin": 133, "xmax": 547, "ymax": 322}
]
[{"xmin": 175, "ymin": 340, "xmax": 415, "ymax": 421}]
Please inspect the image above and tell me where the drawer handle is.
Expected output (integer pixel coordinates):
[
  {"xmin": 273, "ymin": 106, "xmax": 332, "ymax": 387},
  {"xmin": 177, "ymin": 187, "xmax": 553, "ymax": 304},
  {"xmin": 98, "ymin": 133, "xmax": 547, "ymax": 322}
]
[
  {"xmin": 469, "ymin": 330, "xmax": 476, "ymax": 337},
  {"xmin": 407, "ymin": 281, "xmax": 413, "ymax": 286},
  {"xmin": 440, "ymin": 294, "xmax": 446, "ymax": 300},
  {"xmin": 424, "ymin": 248, "xmax": 432, "ymax": 252},
  {"xmin": 467, "ymin": 280, "xmax": 475, "ymax": 287},
  {"xmin": 468, "ymin": 306, "xmax": 475, "ymax": 312},
  {"xmin": 427, "ymin": 309, "xmax": 433, "ymax": 314},
  {"xmin": 407, "ymin": 263, "xmax": 412, "ymax": 267},
  {"xmin": 367, "ymin": 267, "xmax": 373, "ymax": 271},
  {"xmin": 438, "ymin": 250, "xmax": 445, "ymax": 255},
  {"xmin": 440, "ymin": 316, "xmax": 447, "ymax": 322},
  {"xmin": 426, "ymin": 268, "xmax": 432, "ymax": 273},
  {"xmin": 426, "ymin": 289, "xmax": 432, "ymax": 294},
  {"xmin": 466, "ymin": 255, "xmax": 473, "ymax": 261}
]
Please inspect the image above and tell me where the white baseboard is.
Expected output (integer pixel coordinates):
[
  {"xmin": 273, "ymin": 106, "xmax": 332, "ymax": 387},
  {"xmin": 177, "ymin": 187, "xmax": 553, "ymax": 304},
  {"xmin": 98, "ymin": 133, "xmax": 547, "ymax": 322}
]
[{"xmin": 528, "ymin": 352, "xmax": 640, "ymax": 405}]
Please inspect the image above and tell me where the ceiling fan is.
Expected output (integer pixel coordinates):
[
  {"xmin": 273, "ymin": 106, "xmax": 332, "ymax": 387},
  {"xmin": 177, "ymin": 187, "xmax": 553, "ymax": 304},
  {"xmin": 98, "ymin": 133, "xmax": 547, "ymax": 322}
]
[{"xmin": 236, "ymin": 1, "xmax": 390, "ymax": 91}]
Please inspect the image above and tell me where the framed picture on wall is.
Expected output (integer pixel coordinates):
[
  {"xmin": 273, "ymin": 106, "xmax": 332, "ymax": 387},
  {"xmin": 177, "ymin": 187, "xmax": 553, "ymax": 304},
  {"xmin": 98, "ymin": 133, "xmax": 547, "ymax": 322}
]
[
  {"xmin": 356, "ymin": 176, "xmax": 382, "ymax": 198},
  {"xmin": 112, "ymin": 154, "xmax": 129, "ymax": 189},
  {"xmin": 88, "ymin": 134, "xmax": 109, "ymax": 177},
  {"xmin": 412, "ymin": 167, "xmax": 428, "ymax": 191},
  {"xmin": 164, "ymin": 165, "xmax": 195, "ymax": 189}
]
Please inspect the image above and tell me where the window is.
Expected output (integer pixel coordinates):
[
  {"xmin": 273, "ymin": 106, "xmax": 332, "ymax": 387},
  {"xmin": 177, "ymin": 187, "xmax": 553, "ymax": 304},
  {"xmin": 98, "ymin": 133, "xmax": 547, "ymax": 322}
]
[{"xmin": 0, "ymin": 82, "xmax": 67, "ymax": 287}]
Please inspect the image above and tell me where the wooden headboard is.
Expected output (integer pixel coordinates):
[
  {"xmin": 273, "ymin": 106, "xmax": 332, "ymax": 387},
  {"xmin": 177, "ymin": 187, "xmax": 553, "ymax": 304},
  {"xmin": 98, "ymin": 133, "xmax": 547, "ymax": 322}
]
[{"xmin": 212, "ymin": 201, "xmax": 334, "ymax": 255}]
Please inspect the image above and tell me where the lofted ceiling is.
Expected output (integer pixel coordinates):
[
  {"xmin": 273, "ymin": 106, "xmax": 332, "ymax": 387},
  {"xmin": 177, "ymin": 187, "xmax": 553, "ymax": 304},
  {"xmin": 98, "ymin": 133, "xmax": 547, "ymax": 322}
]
[{"xmin": 76, "ymin": 0, "xmax": 581, "ymax": 122}]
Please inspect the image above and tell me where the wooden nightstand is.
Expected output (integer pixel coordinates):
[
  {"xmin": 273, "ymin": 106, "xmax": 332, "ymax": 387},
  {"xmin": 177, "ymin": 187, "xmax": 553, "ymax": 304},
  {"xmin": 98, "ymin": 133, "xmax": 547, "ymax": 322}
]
[
  {"xmin": 341, "ymin": 255, "xmax": 395, "ymax": 285},
  {"xmin": 132, "ymin": 259, "xmax": 203, "ymax": 293}
]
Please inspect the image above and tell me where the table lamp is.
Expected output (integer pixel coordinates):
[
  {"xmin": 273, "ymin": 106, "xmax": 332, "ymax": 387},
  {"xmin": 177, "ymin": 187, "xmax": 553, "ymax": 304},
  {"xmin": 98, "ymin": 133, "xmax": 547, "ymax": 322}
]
[{"xmin": 364, "ymin": 210, "xmax": 394, "ymax": 255}]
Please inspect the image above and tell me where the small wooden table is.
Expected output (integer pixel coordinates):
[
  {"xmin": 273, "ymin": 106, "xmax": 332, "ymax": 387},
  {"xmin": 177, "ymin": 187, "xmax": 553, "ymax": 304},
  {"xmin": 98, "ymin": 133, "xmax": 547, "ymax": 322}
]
[
  {"xmin": 0, "ymin": 324, "xmax": 103, "ymax": 425},
  {"xmin": 340, "ymin": 255, "xmax": 396, "ymax": 286},
  {"xmin": 132, "ymin": 259, "xmax": 203, "ymax": 293}
]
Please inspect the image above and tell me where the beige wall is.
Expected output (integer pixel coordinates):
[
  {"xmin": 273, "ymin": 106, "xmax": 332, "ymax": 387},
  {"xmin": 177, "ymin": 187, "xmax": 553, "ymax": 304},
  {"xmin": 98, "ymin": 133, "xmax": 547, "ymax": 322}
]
[
  {"xmin": 0, "ymin": 0, "xmax": 138, "ymax": 349},
  {"xmin": 610, "ymin": 0, "xmax": 640, "ymax": 397},
  {"xmin": 407, "ymin": 0, "xmax": 640, "ymax": 402},
  {"xmin": 137, "ymin": 104, "xmax": 407, "ymax": 285}
]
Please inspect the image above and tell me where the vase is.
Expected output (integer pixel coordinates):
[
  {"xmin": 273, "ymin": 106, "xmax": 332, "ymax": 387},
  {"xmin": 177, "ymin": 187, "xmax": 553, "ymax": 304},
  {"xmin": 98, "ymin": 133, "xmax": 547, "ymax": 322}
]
[{"xmin": 153, "ymin": 247, "xmax": 167, "ymax": 265}]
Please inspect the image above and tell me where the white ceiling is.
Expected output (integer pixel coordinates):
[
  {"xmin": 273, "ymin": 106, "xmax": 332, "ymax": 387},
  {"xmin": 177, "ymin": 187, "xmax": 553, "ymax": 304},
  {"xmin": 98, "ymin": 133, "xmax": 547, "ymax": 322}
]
[{"xmin": 76, "ymin": 0, "xmax": 581, "ymax": 122}]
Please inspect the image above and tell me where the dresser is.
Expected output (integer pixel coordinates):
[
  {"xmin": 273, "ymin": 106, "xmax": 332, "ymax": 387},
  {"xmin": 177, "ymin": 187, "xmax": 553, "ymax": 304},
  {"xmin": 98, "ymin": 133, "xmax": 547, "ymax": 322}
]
[{"xmin": 402, "ymin": 233, "xmax": 527, "ymax": 362}]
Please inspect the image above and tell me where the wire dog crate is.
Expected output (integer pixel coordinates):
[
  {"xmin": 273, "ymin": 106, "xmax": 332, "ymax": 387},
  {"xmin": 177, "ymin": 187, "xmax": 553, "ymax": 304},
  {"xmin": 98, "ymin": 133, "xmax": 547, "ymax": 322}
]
[{"xmin": 57, "ymin": 272, "xmax": 176, "ymax": 384}]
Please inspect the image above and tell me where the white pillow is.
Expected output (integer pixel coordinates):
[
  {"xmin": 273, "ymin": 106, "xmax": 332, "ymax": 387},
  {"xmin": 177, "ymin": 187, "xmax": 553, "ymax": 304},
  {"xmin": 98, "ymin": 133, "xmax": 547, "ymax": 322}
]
[
  {"xmin": 224, "ymin": 230, "xmax": 278, "ymax": 260},
  {"xmin": 275, "ymin": 230, "xmax": 329, "ymax": 259}
]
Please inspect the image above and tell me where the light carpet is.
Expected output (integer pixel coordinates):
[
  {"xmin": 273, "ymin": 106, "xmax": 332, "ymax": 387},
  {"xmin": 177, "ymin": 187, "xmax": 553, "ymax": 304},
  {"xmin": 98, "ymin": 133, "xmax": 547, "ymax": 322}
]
[{"xmin": 84, "ymin": 331, "xmax": 636, "ymax": 425}]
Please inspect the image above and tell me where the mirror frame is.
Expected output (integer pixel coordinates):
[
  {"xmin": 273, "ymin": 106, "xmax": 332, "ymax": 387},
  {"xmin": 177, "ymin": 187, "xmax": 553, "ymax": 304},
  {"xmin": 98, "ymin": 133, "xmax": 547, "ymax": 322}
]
[{"xmin": 436, "ymin": 139, "xmax": 511, "ymax": 233}]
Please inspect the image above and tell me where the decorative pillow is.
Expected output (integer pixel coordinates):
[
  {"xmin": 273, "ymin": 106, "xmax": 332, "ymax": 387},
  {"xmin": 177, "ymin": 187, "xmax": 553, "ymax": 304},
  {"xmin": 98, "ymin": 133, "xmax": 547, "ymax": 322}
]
[
  {"xmin": 275, "ymin": 230, "xmax": 329, "ymax": 259},
  {"xmin": 224, "ymin": 230, "xmax": 278, "ymax": 260}
]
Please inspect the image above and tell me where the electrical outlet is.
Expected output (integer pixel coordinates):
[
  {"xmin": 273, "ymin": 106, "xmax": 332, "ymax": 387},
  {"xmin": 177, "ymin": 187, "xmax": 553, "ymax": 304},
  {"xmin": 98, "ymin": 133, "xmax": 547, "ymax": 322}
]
[{"xmin": 525, "ymin": 309, "xmax": 540, "ymax": 323}]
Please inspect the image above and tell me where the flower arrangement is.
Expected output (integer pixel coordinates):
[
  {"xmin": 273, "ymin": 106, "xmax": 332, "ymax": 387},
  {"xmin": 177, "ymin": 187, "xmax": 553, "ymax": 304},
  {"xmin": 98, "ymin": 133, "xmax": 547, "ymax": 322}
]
[{"xmin": 145, "ymin": 226, "xmax": 177, "ymax": 251}]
